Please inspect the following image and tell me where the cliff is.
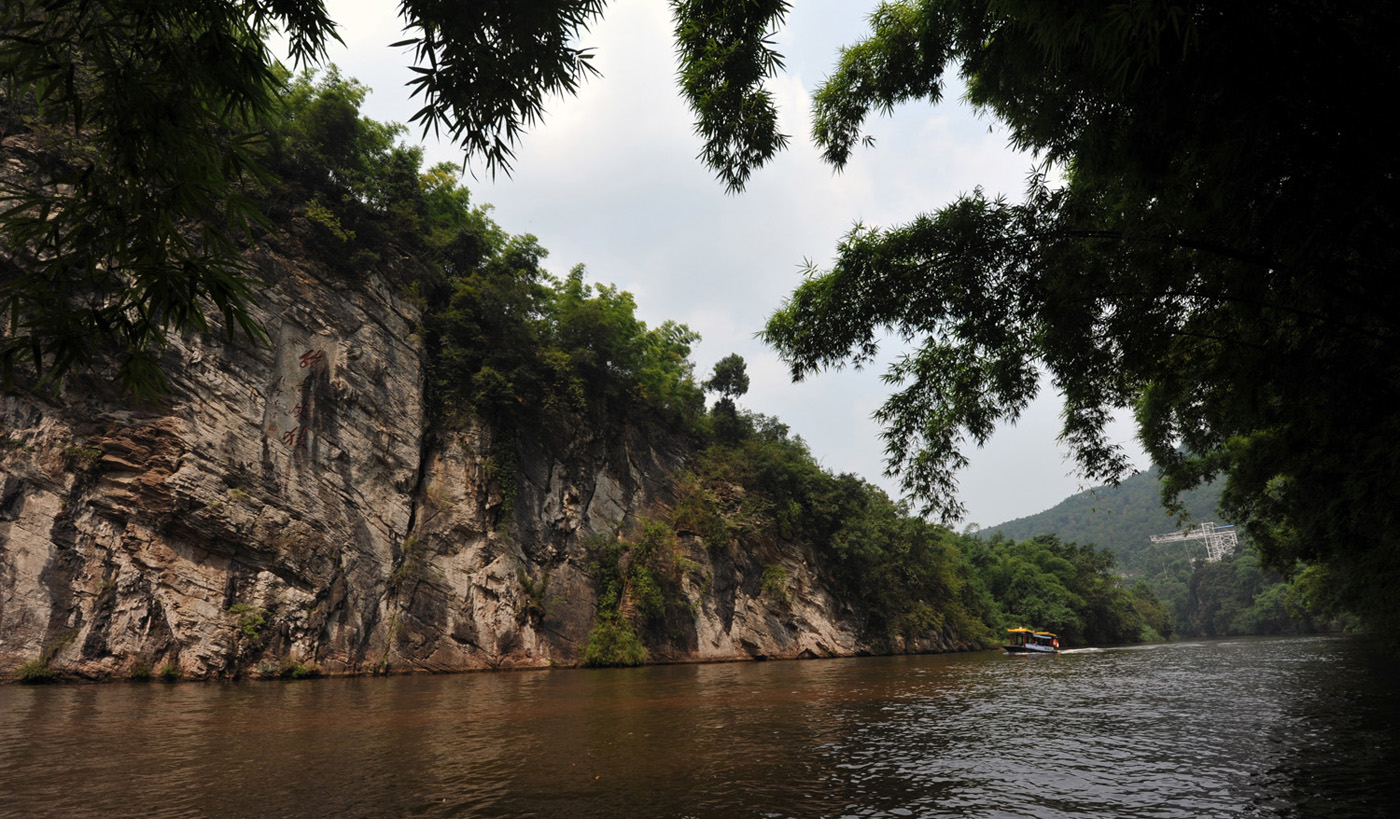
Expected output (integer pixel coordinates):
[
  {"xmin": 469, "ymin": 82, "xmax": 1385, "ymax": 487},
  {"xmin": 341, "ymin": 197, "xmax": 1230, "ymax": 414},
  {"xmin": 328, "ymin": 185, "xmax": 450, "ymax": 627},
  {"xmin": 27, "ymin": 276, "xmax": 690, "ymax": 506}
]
[{"xmin": 0, "ymin": 238, "xmax": 964, "ymax": 680}]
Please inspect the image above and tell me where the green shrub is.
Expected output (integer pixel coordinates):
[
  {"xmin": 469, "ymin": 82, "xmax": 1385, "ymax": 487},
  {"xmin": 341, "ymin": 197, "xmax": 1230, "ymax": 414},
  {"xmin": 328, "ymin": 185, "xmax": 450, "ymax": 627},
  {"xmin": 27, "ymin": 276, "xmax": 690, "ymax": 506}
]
[
  {"xmin": 305, "ymin": 197, "xmax": 355, "ymax": 242},
  {"xmin": 290, "ymin": 662, "xmax": 321, "ymax": 680},
  {"xmin": 277, "ymin": 657, "xmax": 321, "ymax": 679},
  {"xmin": 670, "ymin": 479, "xmax": 731, "ymax": 552},
  {"xmin": 157, "ymin": 663, "xmax": 181, "ymax": 681},
  {"xmin": 761, "ymin": 564, "xmax": 790, "ymax": 605},
  {"xmin": 60, "ymin": 443, "xmax": 102, "ymax": 471},
  {"xmin": 582, "ymin": 618, "xmax": 646, "ymax": 667},
  {"xmin": 630, "ymin": 566, "xmax": 666, "ymax": 620},
  {"xmin": 518, "ymin": 569, "xmax": 555, "ymax": 621},
  {"xmin": 227, "ymin": 603, "xmax": 268, "ymax": 640},
  {"xmin": 15, "ymin": 658, "xmax": 57, "ymax": 683},
  {"xmin": 130, "ymin": 659, "xmax": 153, "ymax": 681}
]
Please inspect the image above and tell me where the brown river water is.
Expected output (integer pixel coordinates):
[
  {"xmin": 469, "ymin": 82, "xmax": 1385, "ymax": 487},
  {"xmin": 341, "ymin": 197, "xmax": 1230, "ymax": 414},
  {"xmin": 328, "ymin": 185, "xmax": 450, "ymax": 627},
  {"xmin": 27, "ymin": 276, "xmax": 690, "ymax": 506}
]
[{"xmin": 1, "ymin": 635, "xmax": 1396, "ymax": 818}]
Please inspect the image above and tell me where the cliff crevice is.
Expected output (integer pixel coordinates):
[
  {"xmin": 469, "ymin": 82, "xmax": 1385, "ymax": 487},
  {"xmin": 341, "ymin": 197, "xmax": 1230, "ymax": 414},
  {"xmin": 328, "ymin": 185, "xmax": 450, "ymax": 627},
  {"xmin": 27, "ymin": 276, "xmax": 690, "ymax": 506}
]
[{"xmin": 0, "ymin": 236, "xmax": 966, "ymax": 680}]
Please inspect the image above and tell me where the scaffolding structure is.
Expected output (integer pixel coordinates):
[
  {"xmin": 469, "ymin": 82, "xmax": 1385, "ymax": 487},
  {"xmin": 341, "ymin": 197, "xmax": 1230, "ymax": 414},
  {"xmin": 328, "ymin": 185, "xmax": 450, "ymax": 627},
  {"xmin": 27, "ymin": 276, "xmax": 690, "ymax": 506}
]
[{"xmin": 1148, "ymin": 522, "xmax": 1239, "ymax": 562}]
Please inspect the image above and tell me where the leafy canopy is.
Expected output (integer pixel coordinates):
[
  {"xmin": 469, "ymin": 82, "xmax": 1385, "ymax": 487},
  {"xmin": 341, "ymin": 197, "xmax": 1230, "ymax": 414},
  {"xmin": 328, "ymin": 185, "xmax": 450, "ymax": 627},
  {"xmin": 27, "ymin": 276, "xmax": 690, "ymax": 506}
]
[
  {"xmin": 750, "ymin": 1, "xmax": 1400, "ymax": 629},
  {"xmin": 393, "ymin": 0, "xmax": 606, "ymax": 177},
  {"xmin": 703, "ymin": 353, "xmax": 749, "ymax": 401},
  {"xmin": 0, "ymin": 0, "xmax": 337, "ymax": 394},
  {"xmin": 671, "ymin": 0, "xmax": 791, "ymax": 192},
  {"xmin": 249, "ymin": 70, "xmax": 708, "ymax": 441},
  {"xmin": 0, "ymin": 0, "xmax": 611, "ymax": 394}
]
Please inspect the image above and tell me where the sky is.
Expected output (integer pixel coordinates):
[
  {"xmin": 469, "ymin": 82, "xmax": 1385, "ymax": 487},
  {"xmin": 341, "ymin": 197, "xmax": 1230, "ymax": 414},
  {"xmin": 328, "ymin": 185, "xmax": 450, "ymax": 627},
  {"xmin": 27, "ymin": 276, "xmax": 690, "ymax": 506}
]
[{"xmin": 278, "ymin": 0, "xmax": 1147, "ymax": 528}]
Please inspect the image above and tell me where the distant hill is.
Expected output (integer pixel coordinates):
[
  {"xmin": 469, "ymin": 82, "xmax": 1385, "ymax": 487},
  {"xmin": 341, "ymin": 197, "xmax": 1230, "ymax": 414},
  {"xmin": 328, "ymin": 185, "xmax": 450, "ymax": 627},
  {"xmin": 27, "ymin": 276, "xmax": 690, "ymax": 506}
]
[
  {"xmin": 980, "ymin": 467, "xmax": 1228, "ymax": 574},
  {"xmin": 981, "ymin": 471, "xmax": 1329, "ymax": 640}
]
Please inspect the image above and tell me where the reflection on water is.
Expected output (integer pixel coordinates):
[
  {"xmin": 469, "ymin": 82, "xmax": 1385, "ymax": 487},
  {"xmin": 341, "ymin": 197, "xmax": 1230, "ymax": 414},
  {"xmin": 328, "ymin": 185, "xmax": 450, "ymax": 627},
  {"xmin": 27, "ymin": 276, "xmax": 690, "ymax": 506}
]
[{"xmin": 1, "ymin": 636, "xmax": 1395, "ymax": 818}]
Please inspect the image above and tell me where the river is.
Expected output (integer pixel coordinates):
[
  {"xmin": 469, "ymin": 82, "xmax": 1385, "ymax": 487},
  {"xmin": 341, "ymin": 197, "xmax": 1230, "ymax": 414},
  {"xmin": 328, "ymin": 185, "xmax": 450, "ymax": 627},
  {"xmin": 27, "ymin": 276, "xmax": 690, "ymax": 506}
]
[{"xmin": 2, "ymin": 635, "xmax": 1395, "ymax": 818}]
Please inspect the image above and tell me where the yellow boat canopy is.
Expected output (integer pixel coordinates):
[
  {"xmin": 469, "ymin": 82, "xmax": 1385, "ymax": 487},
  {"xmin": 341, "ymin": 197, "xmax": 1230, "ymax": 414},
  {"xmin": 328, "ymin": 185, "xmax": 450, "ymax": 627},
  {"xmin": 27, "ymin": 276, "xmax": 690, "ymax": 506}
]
[{"xmin": 1006, "ymin": 627, "xmax": 1057, "ymax": 638}]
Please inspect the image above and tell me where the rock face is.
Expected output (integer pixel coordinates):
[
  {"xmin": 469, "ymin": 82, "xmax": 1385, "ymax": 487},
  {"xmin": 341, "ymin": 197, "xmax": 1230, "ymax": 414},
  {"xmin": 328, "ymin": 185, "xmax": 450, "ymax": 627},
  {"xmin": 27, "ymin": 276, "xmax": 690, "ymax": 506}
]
[{"xmin": 0, "ymin": 242, "xmax": 956, "ymax": 680}]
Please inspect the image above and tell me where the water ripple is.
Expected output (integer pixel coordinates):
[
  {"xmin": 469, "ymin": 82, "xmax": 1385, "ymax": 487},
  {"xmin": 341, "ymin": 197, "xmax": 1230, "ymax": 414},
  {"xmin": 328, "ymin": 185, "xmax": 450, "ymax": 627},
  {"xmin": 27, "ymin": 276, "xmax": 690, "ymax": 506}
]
[{"xmin": 1, "ymin": 637, "xmax": 1395, "ymax": 818}]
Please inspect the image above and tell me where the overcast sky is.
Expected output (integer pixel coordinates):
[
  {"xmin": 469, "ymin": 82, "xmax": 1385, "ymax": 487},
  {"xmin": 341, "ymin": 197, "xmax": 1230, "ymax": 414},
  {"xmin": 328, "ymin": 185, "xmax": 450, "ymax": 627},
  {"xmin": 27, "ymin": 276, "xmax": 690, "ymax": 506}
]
[{"xmin": 284, "ymin": 0, "xmax": 1147, "ymax": 528}]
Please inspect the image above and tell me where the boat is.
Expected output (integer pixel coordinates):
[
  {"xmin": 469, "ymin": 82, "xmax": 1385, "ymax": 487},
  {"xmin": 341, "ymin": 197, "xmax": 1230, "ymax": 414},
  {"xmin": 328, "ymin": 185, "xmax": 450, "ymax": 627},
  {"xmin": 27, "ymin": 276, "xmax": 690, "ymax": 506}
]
[{"xmin": 1003, "ymin": 627, "xmax": 1059, "ymax": 654}]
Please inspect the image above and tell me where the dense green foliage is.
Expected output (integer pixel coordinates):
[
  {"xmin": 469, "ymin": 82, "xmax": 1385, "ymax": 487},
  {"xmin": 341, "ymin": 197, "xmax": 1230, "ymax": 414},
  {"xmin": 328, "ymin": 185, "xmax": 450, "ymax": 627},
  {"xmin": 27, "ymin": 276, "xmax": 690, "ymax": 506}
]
[
  {"xmin": 13, "ymin": 657, "xmax": 56, "ymax": 683},
  {"xmin": 748, "ymin": 1, "xmax": 1400, "ymax": 632},
  {"xmin": 670, "ymin": 412, "xmax": 985, "ymax": 647},
  {"xmin": 0, "ymin": 1, "xmax": 619, "ymax": 394},
  {"xmin": 255, "ymin": 71, "xmax": 707, "ymax": 449},
  {"xmin": 0, "ymin": 0, "xmax": 335, "ymax": 393},
  {"xmin": 967, "ymin": 534, "xmax": 1173, "ymax": 645},
  {"xmin": 0, "ymin": 0, "xmax": 790, "ymax": 392},
  {"xmin": 427, "ymin": 259, "xmax": 706, "ymax": 439},
  {"xmin": 701, "ymin": 353, "xmax": 750, "ymax": 443},
  {"xmin": 667, "ymin": 405, "xmax": 1161, "ymax": 649},
  {"xmin": 1166, "ymin": 550, "xmax": 1323, "ymax": 639},
  {"xmin": 583, "ymin": 521, "xmax": 689, "ymax": 667},
  {"xmin": 670, "ymin": 0, "xmax": 791, "ymax": 191},
  {"xmin": 394, "ymin": 0, "xmax": 606, "ymax": 176},
  {"xmin": 702, "ymin": 353, "xmax": 750, "ymax": 406}
]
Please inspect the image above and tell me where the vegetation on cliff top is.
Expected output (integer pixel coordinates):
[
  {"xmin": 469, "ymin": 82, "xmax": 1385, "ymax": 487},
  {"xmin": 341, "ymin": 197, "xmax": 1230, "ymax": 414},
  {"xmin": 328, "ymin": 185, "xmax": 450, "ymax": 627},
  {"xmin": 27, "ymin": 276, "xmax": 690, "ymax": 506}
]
[
  {"xmin": 252, "ymin": 69, "xmax": 1167, "ymax": 653},
  {"xmin": 239, "ymin": 67, "xmax": 708, "ymax": 459}
]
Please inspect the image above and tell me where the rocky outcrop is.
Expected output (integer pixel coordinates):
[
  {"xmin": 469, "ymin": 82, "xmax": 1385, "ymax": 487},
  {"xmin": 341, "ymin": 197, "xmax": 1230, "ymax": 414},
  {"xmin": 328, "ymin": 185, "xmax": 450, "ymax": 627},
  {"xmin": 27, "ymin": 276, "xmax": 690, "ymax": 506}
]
[{"xmin": 0, "ymin": 239, "xmax": 959, "ymax": 680}]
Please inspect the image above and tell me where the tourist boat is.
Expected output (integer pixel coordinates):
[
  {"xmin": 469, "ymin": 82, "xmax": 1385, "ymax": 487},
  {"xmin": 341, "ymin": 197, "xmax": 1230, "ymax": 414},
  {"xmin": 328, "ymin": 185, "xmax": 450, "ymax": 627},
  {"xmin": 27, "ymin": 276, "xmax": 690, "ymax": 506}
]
[{"xmin": 1003, "ymin": 627, "xmax": 1059, "ymax": 654}]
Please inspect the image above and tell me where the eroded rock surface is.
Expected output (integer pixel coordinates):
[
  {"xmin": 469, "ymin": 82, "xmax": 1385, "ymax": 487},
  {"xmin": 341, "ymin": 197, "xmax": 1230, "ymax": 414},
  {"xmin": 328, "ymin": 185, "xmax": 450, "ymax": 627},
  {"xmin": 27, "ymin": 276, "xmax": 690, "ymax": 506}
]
[{"xmin": 0, "ymin": 244, "xmax": 963, "ymax": 680}]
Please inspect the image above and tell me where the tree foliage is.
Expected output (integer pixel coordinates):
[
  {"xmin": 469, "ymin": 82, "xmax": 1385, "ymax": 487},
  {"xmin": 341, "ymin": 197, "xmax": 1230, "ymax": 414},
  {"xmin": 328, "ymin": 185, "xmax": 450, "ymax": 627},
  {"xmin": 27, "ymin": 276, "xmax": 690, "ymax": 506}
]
[
  {"xmin": 702, "ymin": 352, "xmax": 749, "ymax": 441},
  {"xmin": 965, "ymin": 533, "xmax": 1167, "ymax": 646},
  {"xmin": 0, "ymin": 0, "xmax": 611, "ymax": 394},
  {"xmin": 750, "ymin": 1, "xmax": 1400, "ymax": 629},
  {"xmin": 671, "ymin": 412, "xmax": 999, "ymax": 648},
  {"xmin": 426, "ymin": 255, "xmax": 707, "ymax": 443},
  {"xmin": 394, "ymin": 0, "xmax": 606, "ymax": 177},
  {"xmin": 671, "ymin": 0, "xmax": 791, "ymax": 192},
  {"xmin": 0, "ymin": 0, "xmax": 337, "ymax": 394},
  {"xmin": 703, "ymin": 353, "xmax": 749, "ymax": 402},
  {"xmin": 979, "ymin": 467, "xmax": 1341, "ymax": 639},
  {"xmin": 668, "ymin": 406, "xmax": 1168, "ymax": 649},
  {"xmin": 250, "ymin": 71, "xmax": 708, "ymax": 442}
]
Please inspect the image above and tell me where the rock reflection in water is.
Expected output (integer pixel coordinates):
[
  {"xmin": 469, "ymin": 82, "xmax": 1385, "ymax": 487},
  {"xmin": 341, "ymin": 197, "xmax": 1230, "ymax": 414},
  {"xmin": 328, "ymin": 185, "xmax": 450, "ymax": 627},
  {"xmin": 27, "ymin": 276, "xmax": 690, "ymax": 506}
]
[{"xmin": 0, "ymin": 636, "xmax": 1394, "ymax": 818}]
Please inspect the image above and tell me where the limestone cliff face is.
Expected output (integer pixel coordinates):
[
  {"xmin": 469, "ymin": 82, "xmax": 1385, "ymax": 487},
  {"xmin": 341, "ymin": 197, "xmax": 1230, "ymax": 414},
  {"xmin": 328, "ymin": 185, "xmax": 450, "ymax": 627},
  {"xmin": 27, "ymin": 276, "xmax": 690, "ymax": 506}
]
[{"xmin": 0, "ymin": 241, "xmax": 951, "ymax": 680}]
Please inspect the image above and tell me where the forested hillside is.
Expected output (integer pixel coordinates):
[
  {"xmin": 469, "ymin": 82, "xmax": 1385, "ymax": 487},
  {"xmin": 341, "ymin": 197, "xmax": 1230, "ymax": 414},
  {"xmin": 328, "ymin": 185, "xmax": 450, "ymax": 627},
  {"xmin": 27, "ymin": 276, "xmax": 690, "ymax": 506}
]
[
  {"xmin": 981, "ymin": 471, "xmax": 1335, "ymax": 639},
  {"xmin": 983, "ymin": 467, "xmax": 1225, "ymax": 575}
]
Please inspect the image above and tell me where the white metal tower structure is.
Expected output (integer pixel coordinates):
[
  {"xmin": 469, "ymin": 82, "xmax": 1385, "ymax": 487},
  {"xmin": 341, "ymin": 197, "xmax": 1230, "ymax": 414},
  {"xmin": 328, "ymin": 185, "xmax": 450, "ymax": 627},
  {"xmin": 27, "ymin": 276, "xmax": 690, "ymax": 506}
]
[{"xmin": 1148, "ymin": 522, "xmax": 1239, "ymax": 562}]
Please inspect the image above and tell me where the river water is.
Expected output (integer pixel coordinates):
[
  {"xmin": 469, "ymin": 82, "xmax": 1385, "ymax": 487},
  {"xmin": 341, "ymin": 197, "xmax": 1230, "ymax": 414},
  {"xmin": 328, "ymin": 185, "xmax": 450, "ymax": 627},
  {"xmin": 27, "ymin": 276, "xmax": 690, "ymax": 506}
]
[{"xmin": 1, "ymin": 636, "xmax": 1395, "ymax": 818}]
